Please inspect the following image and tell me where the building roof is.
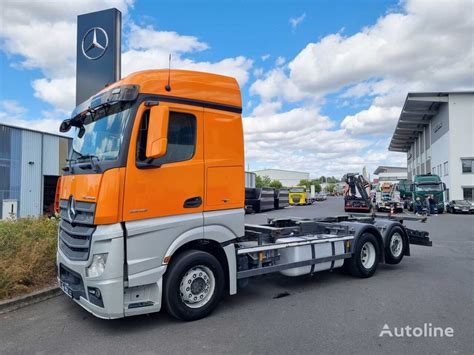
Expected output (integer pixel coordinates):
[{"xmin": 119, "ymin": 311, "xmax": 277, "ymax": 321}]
[
  {"xmin": 388, "ymin": 91, "xmax": 474, "ymax": 153},
  {"xmin": 373, "ymin": 166, "xmax": 408, "ymax": 175},
  {"xmin": 0, "ymin": 122, "xmax": 72, "ymax": 139}
]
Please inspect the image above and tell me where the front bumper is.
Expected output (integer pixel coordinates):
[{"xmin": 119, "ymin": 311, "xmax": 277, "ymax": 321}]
[
  {"xmin": 452, "ymin": 209, "xmax": 474, "ymax": 213},
  {"xmin": 57, "ymin": 223, "xmax": 125, "ymax": 319},
  {"xmin": 57, "ymin": 261, "xmax": 124, "ymax": 319}
]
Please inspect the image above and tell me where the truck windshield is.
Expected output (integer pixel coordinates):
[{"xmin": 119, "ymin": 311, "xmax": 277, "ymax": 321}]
[
  {"xmin": 71, "ymin": 103, "xmax": 132, "ymax": 161},
  {"xmin": 415, "ymin": 184, "xmax": 443, "ymax": 192}
]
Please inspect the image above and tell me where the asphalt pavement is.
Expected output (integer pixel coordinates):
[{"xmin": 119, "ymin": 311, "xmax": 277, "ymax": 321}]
[{"xmin": 1, "ymin": 197, "xmax": 473, "ymax": 354}]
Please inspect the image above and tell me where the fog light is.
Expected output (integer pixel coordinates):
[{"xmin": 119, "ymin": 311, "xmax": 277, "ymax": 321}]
[
  {"xmin": 86, "ymin": 253, "xmax": 108, "ymax": 278},
  {"xmin": 88, "ymin": 287, "xmax": 101, "ymax": 298}
]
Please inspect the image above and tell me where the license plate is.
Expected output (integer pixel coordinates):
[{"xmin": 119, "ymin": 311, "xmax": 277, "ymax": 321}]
[
  {"xmin": 60, "ymin": 281, "xmax": 73, "ymax": 299},
  {"xmin": 463, "ymin": 209, "xmax": 468, "ymax": 212}
]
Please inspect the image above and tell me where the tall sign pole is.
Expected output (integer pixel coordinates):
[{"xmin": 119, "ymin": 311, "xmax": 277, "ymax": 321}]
[{"xmin": 76, "ymin": 8, "xmax": 121, "ymax": 105}]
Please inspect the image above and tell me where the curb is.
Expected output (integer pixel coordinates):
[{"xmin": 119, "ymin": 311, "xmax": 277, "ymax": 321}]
[{"xmin": 0, "ymin": 285, "xmax": 62, "ymax": 314}]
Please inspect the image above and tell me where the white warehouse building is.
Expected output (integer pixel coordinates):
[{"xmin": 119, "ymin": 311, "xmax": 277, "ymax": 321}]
[
  {"xmin": 0, "ymin": 123, "xmax": 71, "ymax": 219},
  {"xmin": 252, "ymin": 169, "xmax": 310, "ymax": 187},
  {"xmin": 389, "ymin": 92, "xmax": 474, "ymax": 201},
  {"xmin": 373, "ymin": 166, "xmax": 408, "ymax": 183}
]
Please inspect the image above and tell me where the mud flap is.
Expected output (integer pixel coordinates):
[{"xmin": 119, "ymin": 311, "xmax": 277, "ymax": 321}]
[{"xmin": 406, "ymin": 228, "xmax": 432, "ymax": 246}]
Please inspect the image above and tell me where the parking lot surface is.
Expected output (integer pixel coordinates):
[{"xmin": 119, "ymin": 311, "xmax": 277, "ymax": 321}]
[{"xmin": 1, "ymin": 197, "xmax": 473, "ymax": 354}]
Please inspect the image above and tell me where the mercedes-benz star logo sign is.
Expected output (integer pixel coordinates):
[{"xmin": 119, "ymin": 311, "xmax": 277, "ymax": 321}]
[
  {"xmin": 82, "ymin": 27, "xmax": 109, "ymax": 60},
  {"xmin": 67, "ymin": 195, "xmax": 77, "ymax": 222}
]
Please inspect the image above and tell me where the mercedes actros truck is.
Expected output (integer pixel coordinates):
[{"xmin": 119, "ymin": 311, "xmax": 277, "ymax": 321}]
[{"xmin": 57, "ymin": 69, "xmax": 431, "ymax": 321}]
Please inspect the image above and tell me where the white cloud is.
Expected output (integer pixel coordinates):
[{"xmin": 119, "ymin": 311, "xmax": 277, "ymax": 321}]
[
  {"xmin": 32, "ymin": 77, "xmax": 76, "ymax": 113},
  {"xmin": 289, "ymin": 13, "xmax": 306, "ymax": 30},
  {"xmin": 0, "ymin": 100, "xmax": 67, "ymax": 135},
  {"xmin": 250, "ymin": 101, "xmax": 282, "ymax": 116},
  {"xmin": 122, "ymin": 50, "xmax": 252, "ymax": 86},
  {"xmin": 275, "ymin": 56, "xmax": 285, "ymax": 66},
  {"xmin": 126, "ymin": 24, "xmax": 208, "ymax": 52},
  {"xmin": 261, "ymin": 54, "xmax": 271, "ymax": 61},
  {"xmin": 242, "ymin": 106, "xmax": 386, "ymax": 177},
  {"xmin": 0, "ymin": 100, "xmax": 27, "ymax": 115},
  {"xmin": 341, "ymin": 105, "xmax": 400, "ymax": 136},
  {"xmin": 250, "ymin": 68, "xmax": 308, "ymax": 103}
]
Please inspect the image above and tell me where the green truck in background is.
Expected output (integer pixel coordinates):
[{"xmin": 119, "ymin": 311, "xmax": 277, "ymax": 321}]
[{"xmin": 399, "ymin": 174, "xmax": 446, "ymax": 213}]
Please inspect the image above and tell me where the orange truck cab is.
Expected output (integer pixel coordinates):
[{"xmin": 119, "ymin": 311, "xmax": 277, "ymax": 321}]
[
  {"xmin": 57, "ymin": 69, "xmax": 431, "ymax": 321},
  {"xmin": 58, "ymin": 70, "xmax": 245, "ymax": 319}
]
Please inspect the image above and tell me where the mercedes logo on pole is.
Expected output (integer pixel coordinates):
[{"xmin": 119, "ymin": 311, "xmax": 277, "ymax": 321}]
[{"xmin": 82, "ymin": 27, "xmax": 109, "ymax": 60}]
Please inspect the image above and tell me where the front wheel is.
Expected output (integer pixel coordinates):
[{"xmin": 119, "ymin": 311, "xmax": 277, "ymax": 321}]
[
  {"xmin": 344, "ymin": 232, "xmax": 380, "ymax": 278},
  {"xmin": 163, "ymin": 250, "xmax": 225, "ymax": 321}
]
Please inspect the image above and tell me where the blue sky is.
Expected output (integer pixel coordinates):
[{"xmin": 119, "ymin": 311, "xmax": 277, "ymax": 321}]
[{"xmin": 0, "ymin": 0, "xmax": 472, "ymax": 177}]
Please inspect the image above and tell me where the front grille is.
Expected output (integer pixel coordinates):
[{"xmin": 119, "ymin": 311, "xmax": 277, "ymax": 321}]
[{"xmin": 59, "ymin": 199, "xmax": 96, "ymax": 261}]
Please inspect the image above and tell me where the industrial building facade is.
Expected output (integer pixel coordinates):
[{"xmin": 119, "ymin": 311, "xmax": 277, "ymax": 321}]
[
  {"xmin": 252, "ymin": 169, "xmax": 310, "ymax": 187},
  {"xmin": 389, "ymin": 92, "xmax": 474, "ymax": 201},
  {"xmin": 0, "ymin": 124, "xmax": 71, "ymax": 219},
  {"xmin": 373, "ymin": 166, "xmax": 408, "ymax": 182}
]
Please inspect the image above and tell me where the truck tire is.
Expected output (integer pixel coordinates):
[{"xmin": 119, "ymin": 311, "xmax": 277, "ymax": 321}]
[
  {"xmin": 384, "ymin": 226, "xmax": 405, "ymax": 264},
  {"xmin": 163, "ymin": 250, "xmax": 225, "ymax": 321},
  {"xmin": 344, "ymin": 232, "xmax": 380, "ymax": 278}
]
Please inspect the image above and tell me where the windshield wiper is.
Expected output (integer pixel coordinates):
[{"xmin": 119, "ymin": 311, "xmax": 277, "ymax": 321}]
[{"xmin": 67, "ymin": 153, "xmax": 101, "ymax": 173}]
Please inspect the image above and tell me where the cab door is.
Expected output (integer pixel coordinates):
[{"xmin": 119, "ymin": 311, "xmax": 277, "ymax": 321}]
[
  {"xmin": 123, "ymin": 102, "xmax": 204, "ymax": 220},
  {"xmin": 123, "ymin": 102, "xmax": 204, "ymax": 285}
]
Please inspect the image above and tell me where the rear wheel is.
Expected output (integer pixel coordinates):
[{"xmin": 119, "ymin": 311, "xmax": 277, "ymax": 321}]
[
  {"xmin": 384, "ymin": 226, "xmax": 405, "ymax": 264},
  {"xmin": 344, "ymin": 232, "xmax": 380, "ymax": 278},
  {"xmin": 163, "ymin": 250, "xmax": 224, "ymax": 321}
]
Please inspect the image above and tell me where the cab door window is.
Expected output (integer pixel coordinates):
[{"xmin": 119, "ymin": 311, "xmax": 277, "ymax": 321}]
[{"xmin": 137, "ymin": 110, "xmax": 196, "ymax": 166}]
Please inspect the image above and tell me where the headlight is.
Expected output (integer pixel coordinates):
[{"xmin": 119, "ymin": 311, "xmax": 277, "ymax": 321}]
[
  {"xmin": 87, "ymin": 253, "xmax": 108, "ymax": 278},
  {"xmin": 454, "ymin": 207, "xmax": 460, "ymax": 210}
]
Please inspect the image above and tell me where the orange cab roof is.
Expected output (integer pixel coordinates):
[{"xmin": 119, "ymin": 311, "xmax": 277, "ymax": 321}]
[{"xmin": 107, "ymin": 69, "xmax": 242, "ymax": 112}]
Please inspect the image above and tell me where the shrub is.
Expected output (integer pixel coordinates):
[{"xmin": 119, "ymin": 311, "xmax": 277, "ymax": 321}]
[{"xmin": 0, "ymin": 217, "xmax": 58, "ymax": 300}]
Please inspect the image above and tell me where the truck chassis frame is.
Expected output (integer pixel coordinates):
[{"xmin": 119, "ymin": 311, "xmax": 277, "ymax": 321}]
[{"xmin": 234, "ymin": 214, "xmax": 431, "ymax": 281}]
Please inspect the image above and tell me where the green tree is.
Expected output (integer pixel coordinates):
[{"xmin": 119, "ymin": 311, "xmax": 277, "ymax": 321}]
[
  {"xmin": 269, "ymin": 179, "xmax": 283, "ymax": 189},
  {"xmin": 256, "ymin": 175, "xmax": 272, "ymax": 188},
  {"xmin": 325, "ymin": 183, "xmax": 336, "ymax": 193},
  {"xmin": 298, "ymin": 179, "xmax": 321, "ymax": 192},
  {"xmin": 297, "ymin": 179, "xmax": 311, "ymax": 188},
  {"xmin": 312, "ymin": 181, "xmax": 322, "ymax": 193},
  {"xmin": 319, "ymin": 176, "xmax": 326, "ymax": 183}
]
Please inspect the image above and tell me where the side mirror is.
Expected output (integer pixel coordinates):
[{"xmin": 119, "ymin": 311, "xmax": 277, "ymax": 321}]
[
  {"xmin": 59, "ymin": 119, "xmax": 72, "ymax": 132},
  {"xmin": 77, "ymin": 126, "xmax": 86, "ymax": 139},
  {"xmin": 146, "ymin": 106, "xmax": 169, "ymax": 159},
  {"xmin": 442, "ymin": 182, "xmax": 447, "ymax": 191},
  {"xmin": 410, "ymin": 184, "xmax": 415, "ymax": 192}
]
